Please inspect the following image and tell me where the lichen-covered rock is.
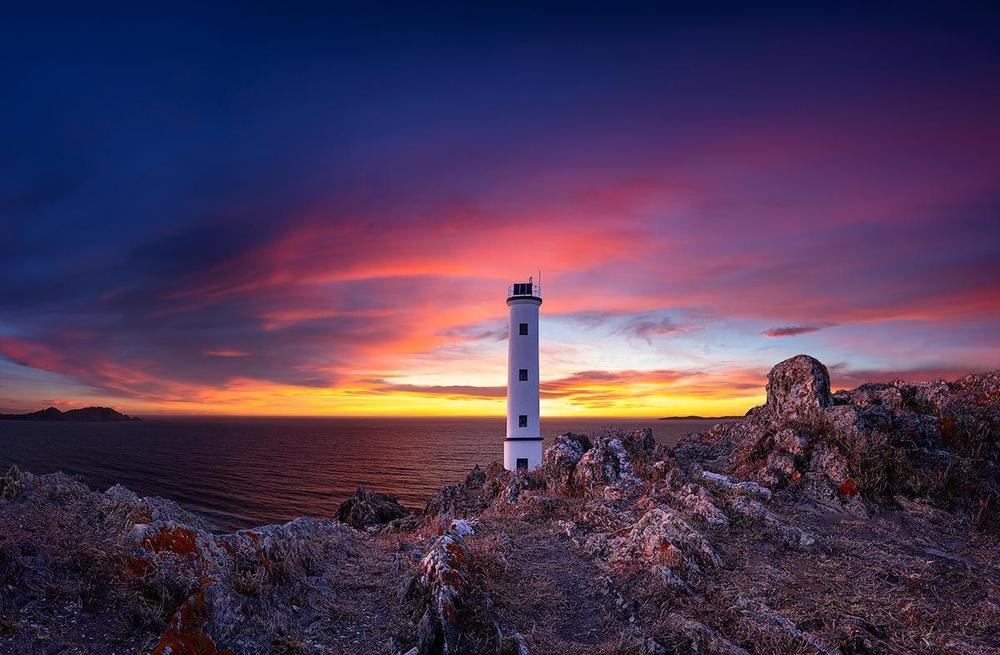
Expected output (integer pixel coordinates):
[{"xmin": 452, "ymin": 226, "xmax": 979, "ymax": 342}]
[
  {"xmin": 575, "ymin": 499, "xmax": 634, "ymax": 534},
  {"xmin": 699, "ymin": 470, "xmax": 773, "ymax": 502},
  {"xmin": 150, "ymin": 585, "xmax": 233, "ymax": 655},
  {"xmin": 425, "ymin": 463, "xmax": 505, "ymax": 517},
  {"xmin": 678, "ymin": 356, "xmax": 999, "ymax": 526},
  {"xmin": 664, "ymin": 481, "xmax": 730, "ymax": 527},
  {"xmin": 766, "ymin": 354, "xmax": 833, "ymax": 421},
  {"xmin": 727, "ymin": 496, "xmax": 818, "ymax": 551},
  {"xmin": 572, "ymin": 427, "xmax": 656, "ymax": 489},
  {"xmin": 337, "ymin": 486, "xmax": 408, "ymax": 530},
  {"xmin": 609, "ymin": 507, "xmax": 722, "ymax": 575},
  {"xmin": 403, "ymin": 519, "xmax": 477, "ymax": 655},
  {"xmin": 0, "ymin": 465, "xmax": 89, "ymax": 503},
  {"xmin": 542, "ymin": 432, "xmax": 592, "ymax": 489}
]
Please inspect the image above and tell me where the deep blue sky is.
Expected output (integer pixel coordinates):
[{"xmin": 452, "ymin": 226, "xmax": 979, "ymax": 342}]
[{"xmin": 1, "ymin": 2, "xmax": 998, "ymax": 415}]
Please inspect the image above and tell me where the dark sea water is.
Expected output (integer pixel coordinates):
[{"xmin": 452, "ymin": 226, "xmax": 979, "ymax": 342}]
[{"xmin": 0, "ymin": 416, "xmax": 728, "ymax": 532}]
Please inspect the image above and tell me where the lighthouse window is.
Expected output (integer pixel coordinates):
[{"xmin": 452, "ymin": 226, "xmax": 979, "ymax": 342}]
[
  {"xmin": 518, "ymin": 414, "xmax": 528, "ymax": 428},
  {"xmin": 519, "ymin": 323, "xmax": 528, "ymax": 335},
  {"xmin": 516, "ymin": 458, "xmax": 528, "ymax": 471},
  {"xmin": 519, "ymin": 369, "xmax": 528, "ymax": 381}
]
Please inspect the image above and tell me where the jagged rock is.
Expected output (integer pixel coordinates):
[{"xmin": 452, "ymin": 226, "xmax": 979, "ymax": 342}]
[
  {"xmin": 664, "ymin": 481, "xmax": 730, "ymax": 527},
  {"xmin": 700, "ymin": 470, "xmax": 772, "ymax": 501},
  {"xmin": 609, "ymin": 507, "xmax": 722, "ymax": 575},
  {"xmin": 404, "ymin": 519, "xmax": 477, "ymax": 655},
  {"xmin": 0, "ymin": 466, "xmax": 89, "ymax": 503},
  {"xmin": 573, "ymin": 427, "xmax": 656, "ymax": 489},
  {"xmin": 766, "ymin": 354, "xmax": 833, "ymax": 421},
  {"xmin": 807, "ymin": 443, "xmax": 850, "ymax": 485},
  {"xmin": 649, "ymin": 565, "xmax": 696, "ymax": 597},
  {"xmin": 425, "ymin": 463, "xmax": 507, "ymax": 517},
  {"xmin": 727, "ymin": 496, "xmax": 818, "ymax": 551},
  {"xmin": 542, "ymin": 432, "xmax": 592, "ymax": 489},
  {"xmin": 337, "ymin": 486, "xmax": 408, "ymax": 530},
  {"xmin": 575, "ymin": 499, "xmax": 633, "ymax": 533},
  {"xmin": 149, "ymin": 585, "xmax": 226, "ymax": 655},
  {"xmin": 678, "ymin": 356, "xmax": 1000, "ymax": 526},
  {"xmin": 464, "ymin": 464, "xmax": 487, "ymax": 489}
]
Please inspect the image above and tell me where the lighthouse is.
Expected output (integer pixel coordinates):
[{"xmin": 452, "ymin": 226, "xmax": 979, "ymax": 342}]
[{"xmin": 504, "ymin": 277, "xmax": 543, "ymax": 471}]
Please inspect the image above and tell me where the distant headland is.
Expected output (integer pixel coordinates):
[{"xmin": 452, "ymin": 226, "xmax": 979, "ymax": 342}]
[
  {"xmin": 0, "ymin": 406, "xmax": 140, "ymax": 422},
  {"xmin": 658, "ymin": 415, "xmax": 740, "ymax": 420}
]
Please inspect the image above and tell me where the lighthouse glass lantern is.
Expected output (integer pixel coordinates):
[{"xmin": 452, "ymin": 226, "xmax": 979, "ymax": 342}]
[{"xmin": 504, "ymin": 278, "xmax": 543, "ymax": 471}]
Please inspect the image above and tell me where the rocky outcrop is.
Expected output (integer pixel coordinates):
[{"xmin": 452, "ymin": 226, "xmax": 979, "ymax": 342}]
[
  {"xmin": 401, "ymin": 519, "xmax": 477, "ymax": 655},
  {"xmin": 337, "ymin": 486, "xmax": 409, "ymax": 530},
  {"xmin": 765, "ymin": 354, "xmax": 832, "ymax": 421},
  {"xmin": 678, "ymin": 355, "xmax": 1000, "ymax": 526},
  {"xmin": 0, "ymin": 467, "xmax": 363, "ymax": 654},
  {"xmin": 608, "ymin": 506, "xmax": 722, "ymax": 574},
  {"xmin": 573, "ymin": 427, "xmax": 657, "ymax": 489},
  {"xmin": 541, "ymin": 432, "xmax": 591, "ymax": 490}
]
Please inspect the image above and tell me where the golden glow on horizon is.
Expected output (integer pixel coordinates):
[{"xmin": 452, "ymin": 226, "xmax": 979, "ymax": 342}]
[{"xmin": 53, "ymin": 371, "xmax": 767, "ymax": 417}]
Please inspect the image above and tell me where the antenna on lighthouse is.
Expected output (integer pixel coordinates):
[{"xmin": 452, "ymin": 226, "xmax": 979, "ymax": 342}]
[{"xmin": 504, "ymin": 276, "xmax": 543, "ymax": 472}]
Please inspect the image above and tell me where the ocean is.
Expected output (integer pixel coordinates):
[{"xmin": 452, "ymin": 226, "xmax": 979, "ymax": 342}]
[{"xmin": 0, "ymin": 416, "xmax": 728, "ymax": 532}]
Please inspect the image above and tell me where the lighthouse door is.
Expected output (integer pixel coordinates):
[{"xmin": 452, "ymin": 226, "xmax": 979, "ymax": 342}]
[{"xmin": 516, "ymin": 458, "xmax": 528, "ymax": 471}]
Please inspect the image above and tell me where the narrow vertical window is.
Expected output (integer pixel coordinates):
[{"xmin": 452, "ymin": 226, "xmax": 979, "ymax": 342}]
[
  {"xmin": 519, "ymin": 322, "xmax": 528, "ymax": 335},
  {"xmin": 518, "ymin": 415, "xmax": 528, "ymax": 428},
  {"xmin": 519, "ymin": 369, "xmax": 528, "ymax": 381}
]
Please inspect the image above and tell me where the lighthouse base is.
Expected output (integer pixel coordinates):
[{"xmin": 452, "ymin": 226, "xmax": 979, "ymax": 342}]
[{"xmin": 503, "ymin": 438, "xmax": 544, "ymax": 472}]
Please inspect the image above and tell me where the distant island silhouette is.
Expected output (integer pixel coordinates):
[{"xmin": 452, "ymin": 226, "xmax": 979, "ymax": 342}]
[
  {"xmin": 0, "ymin": 407, "xmax": 139, "ymax": 422},
  {"xmin": 658, "ymin": 415, "xmax": 739, "ymax": 420}
]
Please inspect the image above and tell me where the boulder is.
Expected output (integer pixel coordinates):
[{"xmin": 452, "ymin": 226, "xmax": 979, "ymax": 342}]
[
  {"xmin": 766, "ymin": 354, "xmax": 833, "ymax": 422},
  {"xmin": 424, "ymin": 464, "xmax": 505, "ymax": 517},
  {"xmin": 337, "ymin": 486, "xmax": 408, "ymax": 530}
]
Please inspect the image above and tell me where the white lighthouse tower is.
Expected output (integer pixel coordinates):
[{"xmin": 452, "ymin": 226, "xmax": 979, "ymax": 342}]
[{"xmin": 504, "ymin": 277, "xmax": 543, "ymax": 471}]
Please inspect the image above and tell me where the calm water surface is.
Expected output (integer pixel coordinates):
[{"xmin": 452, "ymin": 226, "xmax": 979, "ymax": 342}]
[{"xmin": 0, "ymin": 416, "xmax": 727, "ymax": 531}]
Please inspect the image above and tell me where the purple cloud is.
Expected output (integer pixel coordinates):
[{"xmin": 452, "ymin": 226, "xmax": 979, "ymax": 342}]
[{"xmin": 762, "ymin": 325, "xmax": 826, "ymax": 338}]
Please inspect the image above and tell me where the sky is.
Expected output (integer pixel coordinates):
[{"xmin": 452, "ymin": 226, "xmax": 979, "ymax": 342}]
[{"xmin": 1, "ymin": 3, "xmax": 998, "ymax": 417}]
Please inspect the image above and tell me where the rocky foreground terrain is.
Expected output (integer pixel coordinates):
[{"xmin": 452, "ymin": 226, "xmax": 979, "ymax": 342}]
[{"xmin": 1, "ymin": 355, "xmax": 998, "ymax": 655}]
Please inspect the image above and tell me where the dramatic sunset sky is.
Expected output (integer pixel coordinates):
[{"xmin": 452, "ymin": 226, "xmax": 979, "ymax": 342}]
[{"xmin": 1, "ymin": 4, "xmax": 998, "ymax": 416}]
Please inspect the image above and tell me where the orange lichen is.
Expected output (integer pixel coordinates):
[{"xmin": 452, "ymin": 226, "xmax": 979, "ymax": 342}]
[
  {"xmin": 143, "ymin": 526, "xmax": 199, "ymax": 556},
  {"xmin": 124, "ymin": 555, "xmax": 150, "ymax": 582},
  {"xmin": 151, "ymin": 590, "xmax": 233, "ymax": 655},
  {"xmin": 838, "ymin": 478, "xmax": 858, "ymax": 497}
]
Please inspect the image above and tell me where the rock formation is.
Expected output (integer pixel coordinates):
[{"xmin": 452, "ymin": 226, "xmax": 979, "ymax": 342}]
[
  {"xmin": 337, "ymin": 486, "xmax": 409, "ymax": 530},
  {"xmin": 1, "ymin": 355, "xmax": 997, "ymax": 654}
]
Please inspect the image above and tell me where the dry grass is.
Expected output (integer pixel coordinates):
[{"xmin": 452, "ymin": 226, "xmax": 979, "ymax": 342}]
[
  {"xmin": 674, "ymin": 503, "xmax": 1000, "ymax": 654},
  {"xmin": 464, "ymin": 513, "xmax": 644, "ymax": 654}
]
